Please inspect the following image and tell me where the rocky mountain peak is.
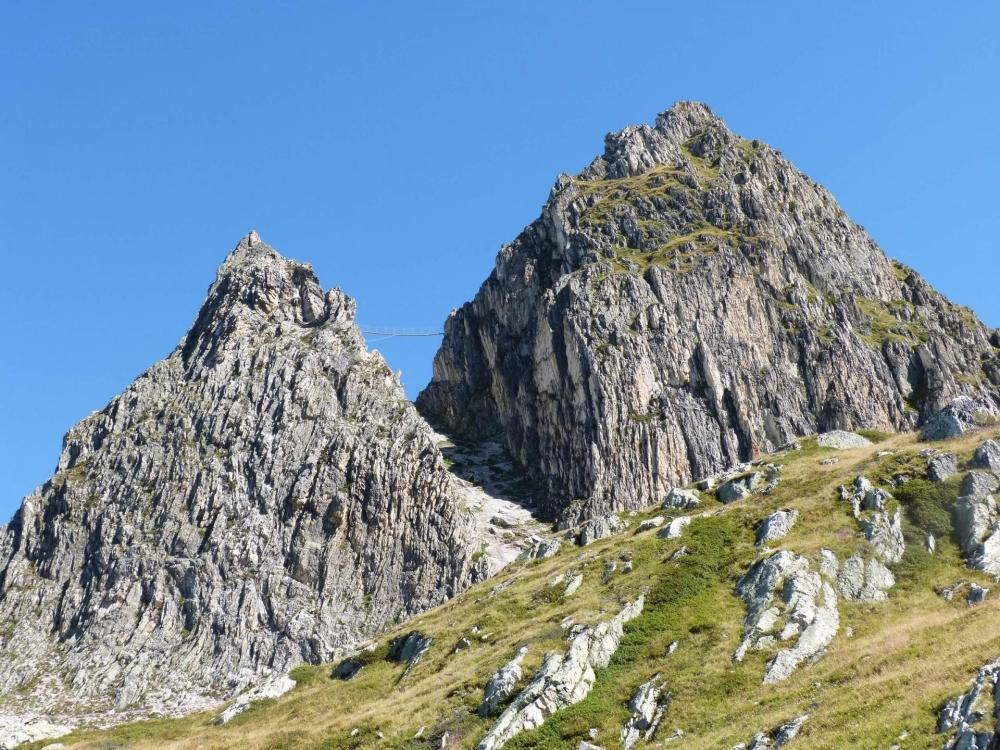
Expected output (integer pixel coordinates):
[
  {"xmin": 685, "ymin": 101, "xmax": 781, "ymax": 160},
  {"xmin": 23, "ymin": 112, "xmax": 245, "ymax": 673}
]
[
  {"xmin": 0, "ymin": 235, "xmax": 486, "ymax": 728},
  {"xmin": 419, "ymin": 102, "xmax": 1000, "ymax": 526},
  {"xmin": 181, "ymin": 233, "xmax": 343, "ymax": 369}
]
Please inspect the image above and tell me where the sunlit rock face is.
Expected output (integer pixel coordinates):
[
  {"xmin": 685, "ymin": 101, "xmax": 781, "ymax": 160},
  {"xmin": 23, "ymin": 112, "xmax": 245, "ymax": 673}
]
[
  {"xmin": 418, "ymin": 101, "xmax": 1000, "ymax": 527},
  {"xmin": 0, "ymin": 232, "xmax": 486, "ymax": 724}
]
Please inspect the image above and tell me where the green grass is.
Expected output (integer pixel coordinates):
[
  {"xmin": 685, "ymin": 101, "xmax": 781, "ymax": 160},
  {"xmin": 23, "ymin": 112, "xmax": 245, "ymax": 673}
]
[
  {"xmin": 894, "ymin": 478, "xmax": 960, "ymax": 540},
  {"xmin": 856, "ymin": 297, "xmax": 929, "ymax": 349}
]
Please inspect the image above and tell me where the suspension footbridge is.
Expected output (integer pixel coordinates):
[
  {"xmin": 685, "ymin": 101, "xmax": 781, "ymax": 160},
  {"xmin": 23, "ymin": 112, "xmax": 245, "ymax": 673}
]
[{"xmin": 358, "ymin": 325, "xmax": 444, "ymax": 341}]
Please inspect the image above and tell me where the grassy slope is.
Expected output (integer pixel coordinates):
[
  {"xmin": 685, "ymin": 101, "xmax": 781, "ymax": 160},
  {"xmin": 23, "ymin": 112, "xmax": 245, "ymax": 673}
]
[{"xmin": 35, "ymin": 429, "xmax": 1000, "ymax": 750}]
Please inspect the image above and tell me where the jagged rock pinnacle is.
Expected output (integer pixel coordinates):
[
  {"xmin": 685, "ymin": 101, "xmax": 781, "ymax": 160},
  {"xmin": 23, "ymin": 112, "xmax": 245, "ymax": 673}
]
[{"xmin": 0, "ymin": 235, "xmax": 486, "ymax": 726}]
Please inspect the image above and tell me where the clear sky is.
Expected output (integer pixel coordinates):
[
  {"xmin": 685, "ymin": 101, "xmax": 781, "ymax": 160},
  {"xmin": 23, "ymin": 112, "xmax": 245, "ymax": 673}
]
[{"xmin": 2, "ymin": 2, "xmax": 998, "ymax": 522}]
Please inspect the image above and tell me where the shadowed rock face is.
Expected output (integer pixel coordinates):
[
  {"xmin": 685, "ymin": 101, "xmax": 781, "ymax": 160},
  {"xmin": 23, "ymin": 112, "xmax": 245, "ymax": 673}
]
[
  {"xmin": 417, "ymin": 101, "xmax": 1000, "ymax": 527},
  {"xmin": 0, "ymin": 233, "xmax": 486, "ymax": 722}
]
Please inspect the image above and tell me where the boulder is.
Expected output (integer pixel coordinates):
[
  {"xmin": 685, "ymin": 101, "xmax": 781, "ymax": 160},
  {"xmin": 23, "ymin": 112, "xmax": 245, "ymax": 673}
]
[
  {"xmin": 577, "ymin": 514, "xmax": 626, "ymax": 546},
  {"xmin": 927, "ymin": 453, "xmax": 958, "ymax": 482},
  {"xmin": 817, "ymin": 431, "xmax": 872, "ymax": 449},
  {"xmin": 658, "ymin": 516, "xmax": 692, "ymax": 540},
  {"xmin": 662, "ymin": 488, "xmax": 701, "ymax": 510},
  {"xmin": 920, "ymin": 396, "xmax": 996, "ymax": 441},
  {"xmin": 972, "ymin": 440, "xmax": 1000, "ymax": 473},
  {"xmin": 756, "ymin": 509, "xmax": 799, "ymax": 547}
]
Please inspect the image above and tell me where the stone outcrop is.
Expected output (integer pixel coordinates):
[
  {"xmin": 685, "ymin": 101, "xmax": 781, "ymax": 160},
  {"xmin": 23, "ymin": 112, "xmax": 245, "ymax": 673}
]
[
  {"xmin": 479, "ymin": 646, "xmax": 528, "ymax": 717},
  {"xmin": 953, "ymin": 473, "xmax": 1000, "ymax": 578},
  {"xmin": 216, "ymin": 674, "xmax": 296, "ymax": 725},
  {"xmin": 476, "ymin": 597, "xmax": 644, "ymax": 750},
  {"xmin": 621, "ymin": 675, "xmax": 669, "ymax": 750},
  {"xmin": 938, "ymin": 657, "xmax": 1000, "ymax": 749},
  {"xmin": 417, "ymin": 101, "xmax": 1000, "ymax": 527},
  {"xmin": 756, "ymin": 509, "xmax": 798, "ymax": 547},
  {"xmin": 0, "ymin": 234, "xmax": 486, "ymax": 725},
  {"xmin": 734, "ymin": 551, "xmax": 839, "ymax": 684}
]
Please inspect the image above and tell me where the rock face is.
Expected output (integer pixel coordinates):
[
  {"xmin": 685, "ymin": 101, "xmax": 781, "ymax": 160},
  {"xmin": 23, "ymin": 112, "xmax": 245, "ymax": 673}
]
[
  {"xmin": 0, "ymin": 234, "xmax": 485, "ymax": 723},
  {"xmin": 417, "ymin": 101, "xmax": 1000, "ymax": 526},
  {"xmin": 477, "ymin": 597, "xmax": 644, "ymax": 750}
]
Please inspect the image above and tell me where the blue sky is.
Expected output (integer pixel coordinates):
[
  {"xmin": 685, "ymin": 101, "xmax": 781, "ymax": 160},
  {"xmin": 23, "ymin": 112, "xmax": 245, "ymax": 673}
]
[{"xmin": 2, "ymin": 1, "xmax": 998, "ymax": 521}]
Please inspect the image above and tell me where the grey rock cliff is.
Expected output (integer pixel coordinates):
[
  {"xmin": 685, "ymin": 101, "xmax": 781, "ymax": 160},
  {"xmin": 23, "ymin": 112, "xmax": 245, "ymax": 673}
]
[
  {"xmin": 417, "ymin": 102, "xmax": 1000, "ymax": 526},
  {"xmin": 0, "ymin": 233, "xmax": 486, "ymax": 724}
]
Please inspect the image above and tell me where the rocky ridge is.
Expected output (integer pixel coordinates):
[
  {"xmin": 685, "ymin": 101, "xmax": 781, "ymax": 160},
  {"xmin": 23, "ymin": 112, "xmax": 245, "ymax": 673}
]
[{"xmin": 418, "ymin": 101, "xmax": 1000, "ymax": 527}]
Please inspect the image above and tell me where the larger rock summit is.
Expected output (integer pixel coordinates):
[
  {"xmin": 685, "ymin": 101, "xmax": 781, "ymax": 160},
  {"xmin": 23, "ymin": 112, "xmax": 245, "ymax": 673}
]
[
  {"xmin": 418, "ymin": 101, "xmax": 1000, "ymax": 526},
  {"xmin": 0, "ymin": 232, "xmax": 485, "ymax": 723}
]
